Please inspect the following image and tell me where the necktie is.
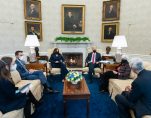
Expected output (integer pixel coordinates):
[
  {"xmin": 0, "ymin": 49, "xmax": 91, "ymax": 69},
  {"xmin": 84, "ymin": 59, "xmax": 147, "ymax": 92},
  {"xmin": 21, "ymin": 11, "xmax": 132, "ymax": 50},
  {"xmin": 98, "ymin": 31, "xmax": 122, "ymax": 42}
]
[{"xmin": 92, "ymin": 53, "xmax": 95, "ymax": 64}]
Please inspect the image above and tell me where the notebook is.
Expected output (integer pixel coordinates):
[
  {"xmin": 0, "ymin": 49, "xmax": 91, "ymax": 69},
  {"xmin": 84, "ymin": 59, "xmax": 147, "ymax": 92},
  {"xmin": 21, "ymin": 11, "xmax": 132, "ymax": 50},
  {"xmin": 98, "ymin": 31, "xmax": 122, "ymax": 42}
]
[{"xmin": 15, "ymin": 83, "xmax": 31, "ymax": 94}]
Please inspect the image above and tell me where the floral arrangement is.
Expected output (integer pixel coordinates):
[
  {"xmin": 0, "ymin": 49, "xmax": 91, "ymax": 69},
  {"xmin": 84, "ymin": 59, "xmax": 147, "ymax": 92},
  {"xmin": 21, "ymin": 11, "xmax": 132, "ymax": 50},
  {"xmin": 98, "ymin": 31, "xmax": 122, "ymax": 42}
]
[{"xmin": 65, "ymin": 71, "xmax": 83, "ymax": 84}]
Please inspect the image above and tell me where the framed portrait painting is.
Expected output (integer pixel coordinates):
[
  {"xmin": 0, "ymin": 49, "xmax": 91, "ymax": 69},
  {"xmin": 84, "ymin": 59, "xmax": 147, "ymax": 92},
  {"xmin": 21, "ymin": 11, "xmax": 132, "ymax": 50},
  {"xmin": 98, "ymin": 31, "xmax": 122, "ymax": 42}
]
[
  {"xmin": 25, "ymin": 21, "xmax": 43, "ymax": 41},
  {"xmin": 62, "ymin": 4, "xmax": 85, "ymax": 34},
  {"xmin": 101, "ymin": 22, "xmax": 119, "ymax": 43},
  {"xmin": 24, "ymin": 0, "xmax": 42, "ymax": 20},
  {"xmin": 102, "ymin": 1, "xmax": 120, "ymax": 21}
]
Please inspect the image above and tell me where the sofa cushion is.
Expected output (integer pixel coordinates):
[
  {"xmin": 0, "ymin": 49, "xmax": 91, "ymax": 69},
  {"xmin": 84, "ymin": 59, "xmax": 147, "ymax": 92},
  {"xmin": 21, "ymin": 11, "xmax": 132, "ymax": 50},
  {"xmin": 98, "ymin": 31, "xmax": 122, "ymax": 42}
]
[
  {"xmin": 109, "ymin": 79, "xmax": 133, "ymax": 92},
  {"xmin": 11, "ymin": 71, "xmax": 21, "ymax": 84},
  {"xmin": 82, "ymin": 67, "xmax": 102, "ymax": 73},
  {"xmin": 0, "ymin": 111, "xmax": 2, "ymax": 118},
  {"xmin": 15, "ymin": 80, "xmax": 40, "ymax": 93},
  {"xmin": 50, "ymin": 68, "xmax": 61, "ymax": 75},
  {"xmin": 2, "ymin": 108, "xmax": 24, "ymax": 118}
]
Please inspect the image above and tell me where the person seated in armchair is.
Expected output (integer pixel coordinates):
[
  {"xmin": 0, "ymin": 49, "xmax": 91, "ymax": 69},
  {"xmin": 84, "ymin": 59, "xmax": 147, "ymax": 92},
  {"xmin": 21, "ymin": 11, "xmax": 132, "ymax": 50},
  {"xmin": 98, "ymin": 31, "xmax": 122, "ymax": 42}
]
[
  {"xmin": 0, "ymin": 58, "xmax": 41, "ymax": 118},
  {"xmin": 15, "ymin": 51, "xmax": 59, "ymax": 93},
  {"xmin": 115, "ymin": 58, "xmax": 151, "ymax": 118},
  {"xmin": 49, "ymin": 48, "xmax": 68, "ymax": 79},
  {"xmin": 85, "ymin": 46, "xmax": 101, "ymax": 83},
  {"xmin": 99, "ymin": 55, "xmax": 131, "ymax": 92}
]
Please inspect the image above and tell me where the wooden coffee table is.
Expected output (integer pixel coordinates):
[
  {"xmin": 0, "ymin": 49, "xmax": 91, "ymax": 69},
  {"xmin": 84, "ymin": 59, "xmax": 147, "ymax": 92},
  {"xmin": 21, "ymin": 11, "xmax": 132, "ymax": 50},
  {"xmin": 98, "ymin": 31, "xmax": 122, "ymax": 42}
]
[{"xmin": 63, "ymin": 79, "xmax": 90, "ymax": 118}]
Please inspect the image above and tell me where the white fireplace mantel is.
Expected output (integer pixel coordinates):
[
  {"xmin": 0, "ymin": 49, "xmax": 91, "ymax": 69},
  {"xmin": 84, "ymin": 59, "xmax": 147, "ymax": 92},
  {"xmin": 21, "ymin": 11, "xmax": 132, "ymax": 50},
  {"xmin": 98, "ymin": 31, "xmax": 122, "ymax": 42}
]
[{"xmin": 50, "ymin": 41, "xmax": 93, "ymax": 66}]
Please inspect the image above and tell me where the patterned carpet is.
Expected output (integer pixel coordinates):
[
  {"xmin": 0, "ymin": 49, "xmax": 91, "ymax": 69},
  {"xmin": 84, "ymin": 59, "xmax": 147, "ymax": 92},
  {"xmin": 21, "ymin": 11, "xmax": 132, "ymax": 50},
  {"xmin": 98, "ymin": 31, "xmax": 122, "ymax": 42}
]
[{"xmin": 32, "ymin": 74, "xmax": 119, "ymax": 118}]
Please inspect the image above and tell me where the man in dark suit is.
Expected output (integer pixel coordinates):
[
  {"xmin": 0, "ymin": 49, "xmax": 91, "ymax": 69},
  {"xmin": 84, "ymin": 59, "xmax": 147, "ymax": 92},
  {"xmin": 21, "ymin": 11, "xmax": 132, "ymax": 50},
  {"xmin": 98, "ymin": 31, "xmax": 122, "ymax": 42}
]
[
  {"xmin": 85, "ymin": 46, "xmax": 101, "ymax": 83},
  {"xmin": 104, "ymin": 26, "xmax": 115, "ymax": 39},
  {"xmin": 105, "ymin": 4, "xmax": 117, "ymax": 18},
  {"xmin": 27, "ymin": 3, "xmax": 39, "ymax": 18},
  {"xmin": 115, "ymin": 58, "xmax": 151, "ymax": 118},
  {"xmin": 15, "ymin": 51, "xmax": 59, "ymax": 93},
  {"xmin": 28, "ymin": 26, "xmax": 40, "ymax": 39},
  {"xmin": 64, "ymin": 11, "xmax": 78, "ymax": 31}
]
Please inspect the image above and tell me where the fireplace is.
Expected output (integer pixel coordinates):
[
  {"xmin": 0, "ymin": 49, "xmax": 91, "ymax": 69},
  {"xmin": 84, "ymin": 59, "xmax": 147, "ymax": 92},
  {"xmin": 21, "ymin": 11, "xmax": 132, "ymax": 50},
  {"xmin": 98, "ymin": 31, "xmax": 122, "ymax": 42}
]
[{"xmin": 62, "ymin": 53, "xmax": 83, "ymax": 68}]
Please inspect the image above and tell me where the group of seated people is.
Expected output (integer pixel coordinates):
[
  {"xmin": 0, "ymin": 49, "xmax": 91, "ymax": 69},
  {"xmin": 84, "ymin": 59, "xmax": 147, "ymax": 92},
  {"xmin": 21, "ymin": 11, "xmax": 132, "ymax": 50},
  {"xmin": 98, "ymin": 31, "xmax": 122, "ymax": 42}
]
[{"xmin": 0, "ymin": 46, "xmax": 151, "ymax": 118}]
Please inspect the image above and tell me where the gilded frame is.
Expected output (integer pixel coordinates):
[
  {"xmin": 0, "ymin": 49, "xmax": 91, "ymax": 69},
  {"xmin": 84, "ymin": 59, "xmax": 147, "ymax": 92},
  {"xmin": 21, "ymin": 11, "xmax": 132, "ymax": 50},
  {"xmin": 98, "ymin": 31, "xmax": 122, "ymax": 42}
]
[
  {"xmin": 101, "ymin": 22, "xmax": 119, "ymax": 43},
  {"xmin": 25, "ymin": 21, "xmax": 43, "ymax": 41},
  {"xmin": 102, "ymin": 1, "xmax": 120, "ymax": 21},
  {"xmin": 24, "ymin": 0, "xmax": 42, "ymax": 21},
  {"xmin": 62, "ymin": 4, "xmax": 85, "ymax": 34}
]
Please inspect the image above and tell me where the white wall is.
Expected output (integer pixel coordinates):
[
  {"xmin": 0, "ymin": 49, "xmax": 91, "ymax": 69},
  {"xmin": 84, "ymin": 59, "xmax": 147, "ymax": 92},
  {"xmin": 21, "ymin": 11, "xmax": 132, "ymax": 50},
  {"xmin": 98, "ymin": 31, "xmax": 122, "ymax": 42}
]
[{"xmin": 0, "ymin": 0, "xmax": 151, "ymax": 55}]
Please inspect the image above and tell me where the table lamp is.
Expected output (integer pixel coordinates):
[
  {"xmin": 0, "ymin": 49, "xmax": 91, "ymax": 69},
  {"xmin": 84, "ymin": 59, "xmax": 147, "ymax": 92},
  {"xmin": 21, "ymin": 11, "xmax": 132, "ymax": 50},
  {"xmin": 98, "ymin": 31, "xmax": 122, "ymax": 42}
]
[
  {"xmin": 24, "ymin": 35, "xmax": 40, "ymax": 62},
  {"xmin": 112, "ymin": 35, "xmax": 127, "ymax": 62}
]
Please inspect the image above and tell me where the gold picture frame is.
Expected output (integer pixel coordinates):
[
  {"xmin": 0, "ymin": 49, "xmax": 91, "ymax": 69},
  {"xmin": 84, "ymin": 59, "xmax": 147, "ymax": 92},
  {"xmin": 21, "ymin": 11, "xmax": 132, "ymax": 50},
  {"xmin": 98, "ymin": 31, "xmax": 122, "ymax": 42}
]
[
  {"xmin": 101, "ymin": 22, "xmax": 119, "ymax": 43},
  {"xmin": 24, "ymin": 0, "xmax": 42, "ymax": 21},
  {"xmin": 102, "ymin": 0, "xmax": 120, "ymax": 21},
  {"xmin": 62, "ymin": 4, "xmax": 85, "ymax": 34},
  {"xmin": 25, "ymin": 21, "xmax": 43, "ymax": 41}
]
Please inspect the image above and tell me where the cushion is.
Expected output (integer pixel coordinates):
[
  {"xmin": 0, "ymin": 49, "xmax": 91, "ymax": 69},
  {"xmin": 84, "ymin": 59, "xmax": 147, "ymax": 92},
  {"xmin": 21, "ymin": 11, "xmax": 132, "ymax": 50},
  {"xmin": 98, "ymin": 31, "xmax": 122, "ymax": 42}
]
[
  {"xmin": 15, "ymin": 80, "xmax": 40, "ymax": 93},
  {"xmin": 109, "ymin": 79, "xmax": 133, "ymax": 92},
  {"xmin": 15, "ymin": 80, "xmax": 42, "ymax": 101},
  {"xmin": 2, "ymin": 108, "xmax": 24, "ymax": 118},
  {"xmin": 142, "ymin": 115, "xmax": 151, "ymax": 118},
  {"xmin": 0, "ymin": 111, "xmax": 2, "ymax": 118},
  {"xmin": 11, "ymin": 71, "xmax": 21, "ymax": 84},
  {"xmin": 50, "ymin": 68, "xmax": 61, "ymax": 75}
]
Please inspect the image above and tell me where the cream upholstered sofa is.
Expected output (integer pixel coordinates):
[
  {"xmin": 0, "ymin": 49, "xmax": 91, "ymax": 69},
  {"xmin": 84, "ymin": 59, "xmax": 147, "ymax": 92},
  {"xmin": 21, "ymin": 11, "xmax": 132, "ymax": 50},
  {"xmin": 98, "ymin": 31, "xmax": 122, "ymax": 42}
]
[
  {"xmin": 109, "ymin": 61, "xmax": 151, "ymax": 118},
  {"xmin": 0, "ymin": 71, "xmax": 43, "ymax": 118}
]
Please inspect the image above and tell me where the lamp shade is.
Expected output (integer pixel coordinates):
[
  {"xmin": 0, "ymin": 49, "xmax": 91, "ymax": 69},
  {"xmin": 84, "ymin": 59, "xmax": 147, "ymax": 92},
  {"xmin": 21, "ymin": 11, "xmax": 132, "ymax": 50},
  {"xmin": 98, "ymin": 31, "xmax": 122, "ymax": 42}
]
[
  {"xmin": 112, "ymin": 35, "xmax": 127, "ymax": 48},
  {"xmin": 24, "ymin": 35, "xmax": 40, "ymax": 47}
]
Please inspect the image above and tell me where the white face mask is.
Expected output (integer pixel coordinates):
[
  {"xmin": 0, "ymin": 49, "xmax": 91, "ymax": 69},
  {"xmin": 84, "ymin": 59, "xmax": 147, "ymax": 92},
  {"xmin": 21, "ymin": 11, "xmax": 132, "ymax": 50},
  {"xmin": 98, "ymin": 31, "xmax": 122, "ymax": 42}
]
[
  {"xmin": 10, "ymin": 64, "xmax": 17, "ymax": 71},
  {"xmin": 19, "ymin": 56, "xmax": 24, "ymax": 60}
]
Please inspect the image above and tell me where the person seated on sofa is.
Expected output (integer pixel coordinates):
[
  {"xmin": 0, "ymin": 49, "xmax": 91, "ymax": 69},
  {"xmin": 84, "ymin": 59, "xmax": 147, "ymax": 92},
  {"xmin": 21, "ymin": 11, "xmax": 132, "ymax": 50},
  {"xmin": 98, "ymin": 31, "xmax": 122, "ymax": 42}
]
[
  {"xmin": 0, "ymin": 58, "xmax": 40, "ymax": 118},
  {"xmin": 49, "ymin": 48, "xmax": 68, "ymax": 79},
  {"xmin": 115, "ymin": 58, "xmax": 151, "ymax": 118},
  {"xmin": 15, "ymin": 51, "xmax": 59, "ymax": 93},
  {"xmin": 85, "ymin": 46, "xmax": 102, "ymax": 83},
  {"xmin": 100, "ymin": 55, "xmax": 131, "ymax": 92}
]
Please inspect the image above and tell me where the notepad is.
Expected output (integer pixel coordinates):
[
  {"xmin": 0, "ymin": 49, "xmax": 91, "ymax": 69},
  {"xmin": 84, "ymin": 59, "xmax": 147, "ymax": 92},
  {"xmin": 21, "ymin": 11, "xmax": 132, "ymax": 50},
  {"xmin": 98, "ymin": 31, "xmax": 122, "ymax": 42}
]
[{"xmin": 15, "ymin": 83, "xmax": 31, "ymax": 94}]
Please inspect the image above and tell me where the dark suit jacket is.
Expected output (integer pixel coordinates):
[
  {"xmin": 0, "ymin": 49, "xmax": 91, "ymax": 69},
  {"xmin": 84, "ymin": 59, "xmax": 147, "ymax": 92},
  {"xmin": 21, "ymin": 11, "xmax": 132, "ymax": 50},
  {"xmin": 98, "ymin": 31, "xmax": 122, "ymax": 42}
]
[
  {"xmin": 124, "ymin": 69, "xmax": 151, "ymax": 117},
  {"xmin": 105, "ymin": 10, "xmax": 117, "ymax": 18},
  {"xmin": 85, "ymin": 52, "xmax": 101, "ymax": 65},
  {"xmin": 49, "ymin": 53, "xmax": 65, "ymax": 68},
  {"xmin": 15, "ymin": 59, "xmax": 29, "ymax": 79},
  {"xmin": 28, "ymin": 31, "xmax": 40, "ymax": 39},
  {"xmin": 0, "ymin": 78, "xmax": 26, "ymax": 113},
  {"xmin": 27, "ymin": 10, "xmax": 39, "ymax": 18},
  {"xmin": 104, "ymin": 30, "xmax": 115, "ymax": 39}
]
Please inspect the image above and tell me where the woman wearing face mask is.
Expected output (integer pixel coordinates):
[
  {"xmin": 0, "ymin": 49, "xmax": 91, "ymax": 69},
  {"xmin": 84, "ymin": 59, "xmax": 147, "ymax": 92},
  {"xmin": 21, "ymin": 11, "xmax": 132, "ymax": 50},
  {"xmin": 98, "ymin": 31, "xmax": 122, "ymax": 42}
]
[
  {"xmin": 99, "ymin": 55, "xmax": 131, "ymax": 92},
  {"xmin": 0, "ymin": 57, "xmax": 40, "ymax": 118},
  {"xmin": 49, "ymin": 48, "xmax": 68, "ymax": 79}
]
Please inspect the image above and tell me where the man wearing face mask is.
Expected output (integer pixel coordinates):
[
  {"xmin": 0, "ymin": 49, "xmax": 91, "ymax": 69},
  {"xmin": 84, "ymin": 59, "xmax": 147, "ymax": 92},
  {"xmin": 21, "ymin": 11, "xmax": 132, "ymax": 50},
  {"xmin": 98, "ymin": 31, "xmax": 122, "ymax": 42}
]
[
  {"xmin": 15, "ymin": 51, "xmax": 59, "ymax": 93},
  {"xmin": 99, "ymin": 55, "xmax": 131, "ymax": 92},
  {"xmin": 85, "ymin": 46, "xmax": 102, "ymax": 83}
]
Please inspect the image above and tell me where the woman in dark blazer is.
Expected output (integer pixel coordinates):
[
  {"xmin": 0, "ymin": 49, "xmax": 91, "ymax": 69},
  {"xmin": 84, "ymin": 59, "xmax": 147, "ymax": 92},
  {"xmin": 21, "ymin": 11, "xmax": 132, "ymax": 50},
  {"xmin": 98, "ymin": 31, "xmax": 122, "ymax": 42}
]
[
  {"xmin": 100, "ymin": 55, "xmax": 131, "ymax": 92},
  {"xmin": 49, "ymin": 48, "xmax": 68, "ymax": 79},
  {"xmin": 0, "ymin": 57, "xmax": 39, "ymax": 118}
]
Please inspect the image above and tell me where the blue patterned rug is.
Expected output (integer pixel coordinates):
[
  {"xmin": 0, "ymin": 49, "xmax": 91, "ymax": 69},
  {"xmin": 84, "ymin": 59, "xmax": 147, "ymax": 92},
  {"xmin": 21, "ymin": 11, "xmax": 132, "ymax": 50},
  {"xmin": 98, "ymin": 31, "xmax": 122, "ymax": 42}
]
[{"xmin": 32, "ymin": 74, "xmax": 119, "ymax": 118}]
